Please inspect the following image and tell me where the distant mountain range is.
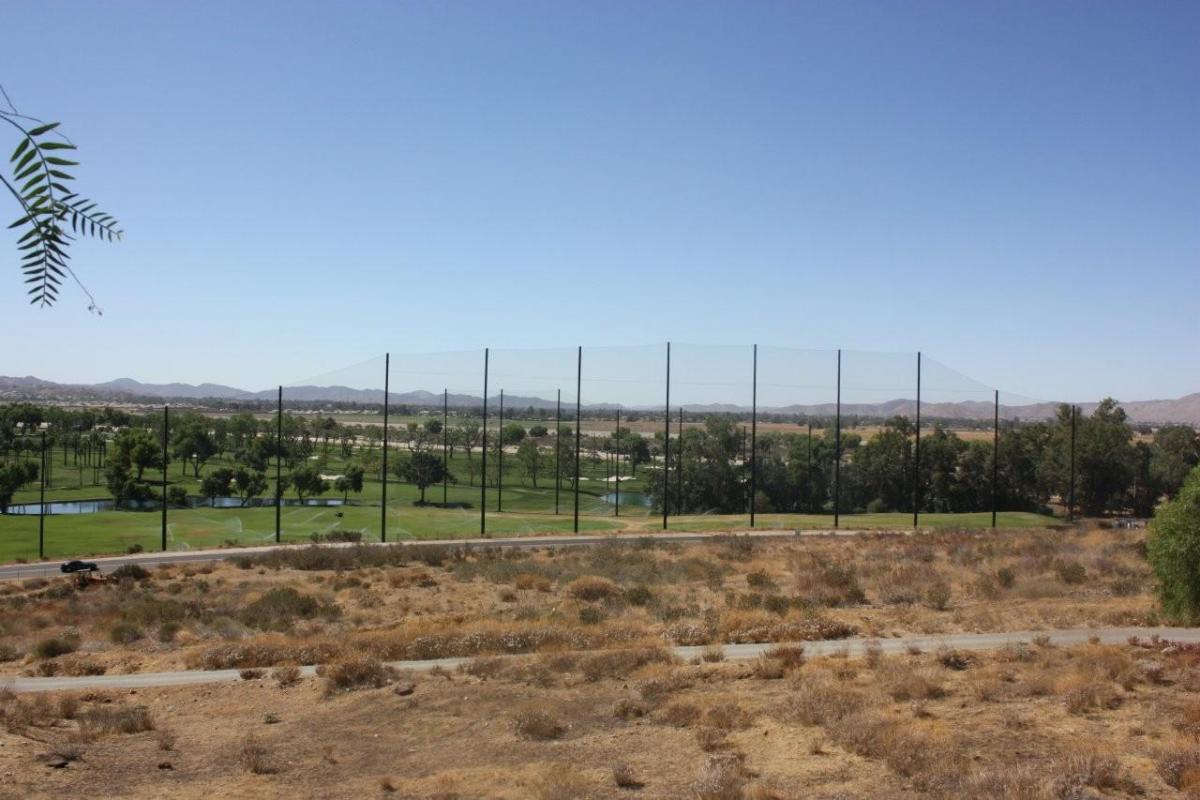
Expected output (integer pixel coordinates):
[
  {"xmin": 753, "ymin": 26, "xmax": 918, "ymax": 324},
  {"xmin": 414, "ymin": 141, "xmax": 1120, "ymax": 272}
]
[{"xmin": 2, "ymin": 375, "xmax": 1199, "ymax": 425}]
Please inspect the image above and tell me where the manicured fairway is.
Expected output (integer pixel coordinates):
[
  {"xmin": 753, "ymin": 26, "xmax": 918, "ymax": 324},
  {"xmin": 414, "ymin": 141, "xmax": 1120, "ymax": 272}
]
[{"xmin": 0, "ymin": 504, "xmax": 1056, "ymax": 563}]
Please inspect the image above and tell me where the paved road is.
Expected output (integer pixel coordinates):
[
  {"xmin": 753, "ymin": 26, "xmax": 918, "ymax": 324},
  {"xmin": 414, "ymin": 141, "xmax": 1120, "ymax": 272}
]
[
  {"xmin": 5, "ymin": 627, "xmax": 1195, "ymax": 694},
  {"xmin": 0, "ymin": 528, "xmax": 878, "ymax": 582}
]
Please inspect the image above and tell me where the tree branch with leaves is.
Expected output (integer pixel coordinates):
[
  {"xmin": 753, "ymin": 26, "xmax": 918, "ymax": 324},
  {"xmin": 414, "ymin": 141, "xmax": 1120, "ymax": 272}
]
[{"xmin": 2, "ymin": 86, "xmax": 121, "ymax": 310}]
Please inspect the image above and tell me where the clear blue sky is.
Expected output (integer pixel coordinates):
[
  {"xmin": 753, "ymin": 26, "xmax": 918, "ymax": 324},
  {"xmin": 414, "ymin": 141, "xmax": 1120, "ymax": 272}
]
[{"xmin": 1, "ymin": 1, "xmax": 1196, "ymax": 403}]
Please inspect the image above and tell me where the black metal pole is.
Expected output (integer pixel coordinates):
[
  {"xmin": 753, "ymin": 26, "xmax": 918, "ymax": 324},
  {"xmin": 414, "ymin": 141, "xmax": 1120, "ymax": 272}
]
[
  {"xmin": 834, "ymin": 349, "xmax": 841, "ymax": 529},
  {"xmin": 992, "ymin": 389, "xmax": 999, "ymax": 529},
  {"xmin": 913, "ymin": 351, "xmax": 921, "ymax": 529},
  {"xmin": 555, "ymin": 389, "xmax": 561, "ymax": 515},
  {"xmin": 443, "ymin": 388, "xmax": 448, "ymax": 507},
  {"xmin": 677, "ymin": 407, "xmax": 684, "ymax": 515},
  {"xmin": 614, "ymin": 408, "xmax": 621, "ymax": 517},
  {"xmin": 276, "ymin": 386, "xmax": 283, "ymax": 543},
  {"xmin": 573, "ymin": 346, "xmax": 581, "ymax": 533},
  {"xmin": 38, "ymin": 431, "xmax": 46, "ymax": 560},
  {"xmin": 1068, "ymin": 404, "xmax": 1077, "ymax": 522},
  {"xmin": 481, "ymin": 348, "xmax": 489, "ymax": 536},
  {"xmin": 750, "ymin": 343, "xmax": 758, "ymax": 528},
  {"xmin": 806, "ymin": 422, "xmax": 813, "ymax": 513},
  {"xmin": 497, "ymin": 389, "xmax": 504, "ymax": 512},
  {"xmin": 381, "ymin": 356, "xmax": 389, "ymax": 542},
  {"xmin": 162, "ymin": 405, "xmax": 169, "ymax": 552},
  {"xmin": 663, "ymin": 341, "xmax": 670, "ymax": 530}
]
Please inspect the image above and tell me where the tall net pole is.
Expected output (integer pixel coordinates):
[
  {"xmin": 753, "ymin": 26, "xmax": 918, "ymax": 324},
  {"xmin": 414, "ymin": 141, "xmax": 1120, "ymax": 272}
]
[
  {"xmin": 913, "ymin": 351, "xmax": 921, "ymax": 529},
  {"xmin": 835, "ymin": 347, "xmax": 844, "ymax": 527},
  {"xmin": 276, "ymin": 385, "xmax": 283, "ymax": 543},
  {"xmin": 555, "ymin": 389, "xmax": 561, "ymax": 514},
  {"xmin": 992, "ymin": 389, "xmax": 999, "ymax": 529},
  {"xmin": 806, "ymin": 422, "xmax": 813, "ymax": 513},
  {"xmin": 614, "ymin": 408, "xmax": 621, "ymax": 517},
  {"xmin": 443, "ymin": 388, "xmax": 448, "ymax": 507},
  {"xmin": 38, "ymin": 430, "xmax": 46, "ymax": 560},
  {"xmin": 161, "ymin": 405, "xmax": 169, "ymax": 551},
  {"xmin": 677, "ymin": 407, "xmax": 684, "ymax": 516},
  {"xmin": 381, "ymin": 356, "xmax": 389, "ymax": 543},
  {"xmin": 573, "ymin": 346, "xmax": 582, "ymax": 533},
  {"xmin": 750, "ymin": 343, "xmax": 757, "ymax": 528},
  {"xmin": 662, "ymin": 342, "xmax": 670, "ymax": 530},
  {"xmin": 481, "ymin": 348, "xmax": 488, "ymax": 536},
  {"xmin": 1068, "ymin": 405, "xmax": 1077, "ymax": 522},
  {"xmin": 497, "ymin": 389, "xmax": 504, "ymax": 512}
]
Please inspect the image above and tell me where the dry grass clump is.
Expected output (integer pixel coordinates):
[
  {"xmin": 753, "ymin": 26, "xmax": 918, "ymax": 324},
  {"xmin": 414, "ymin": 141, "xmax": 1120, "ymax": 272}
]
[
  {"xmin": 239, "ymin": 733, "xmax": 276, "ymax": 774},
  {"xmin": 786, "ymin": 669, "xmax": 867, "ymax": 726},
  {"xmin": 514, "ymin": 573, "xmax": 553, "ymax": 592},
  {"xmin": 566, "ymin": 575, "xmax": 621, "ymax": 602},
  {"xmin": 1058, "ymin": 747, "xmax": 1135, "ymax": 794},
  {"xmin": 876, "ymin": 660, "xmax": 946, "ymax": 702},
  {"xmin": 717, "ymin": 610, "xmax": 855, "ymax": 645},
  {"xmin": 791, "ymin": 555, "xmax": 865, "ymax": 607},
  {"xmin": 612, "ymin": 762, "xmax": 642, "ymax": 789},
  {"xmin": 660, "ymin": 701, "xmax": 702, "ymax": 728},
  {"xmin": 273, "ymin": 664, "xmax": 302, "ymax": 687},
  {"xmin": 1156, "ymin": 742, "xmax": 1200, "ymax": 790},
  {"xmin": 532, "ymin": 766, "xmax": 591, "ymax": 800},
  {"xmin": 318, "ymin": 657, "xmax": 397, "ymax": 695},
  {"xmin": 513, "ymin": 708, "xmax": 566, "ymax": 740},
  {"xmin": 691, "ymin": 754, "xmax": 749, "ymax": 800},
  {"xmin": 1062, "ymin": 679, "xmax": 1122, "ymax": 715},
  {"xmin": 81, "ymin": 704, "xmax": 155, "ymax": 736},
  {"xmin": 580, "ymin": 646, "xmax": 675, "ymax": 681}
]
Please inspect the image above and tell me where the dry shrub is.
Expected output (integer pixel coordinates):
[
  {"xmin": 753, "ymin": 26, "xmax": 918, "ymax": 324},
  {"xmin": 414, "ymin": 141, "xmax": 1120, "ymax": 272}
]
[
  {"xmin": 56, "ymin": 694, "xmax": 80, "ymax": 720},
  {"xmin": 660, "ymin": 701, "xmax": 702, "ymax": 728},
  {"xmin": 765, "ymin": 645, "xmax": 805, "ymax": 671},
  {"xmin": 533, "ymin": 766, "xmax": 591, "ymax": 800},
  {"xmin": 752, "ymin": 657, "xmax": 786, "ymax": 680},
  {"xmin": 792, "ymin": 556, "xmax": 865, "ymax": 607},
  {"xmin": 513, "ymin": 709, "xmax": 566, "ymax": 740},
  {"xmin": 463, "ymin": 657, "xmax": 506, "ymax": 679},
  {"xmin": 707, "ymin": 703, "xmax": 753, "ymax": 731},
  {"xmin": 877, "ymin": 661, "xmax": 946, "ymax": 702},
  {"xmin": 157, "ymin": 728, "xmax": 177, "ymax": 751},
  {"xmin": 613, "ymin": 698, "xmax": 648, "ymax": 720},
  {"xmin": 612, "ymin": 762, "xmax": 642, "ymax": 788},
  {"xmin": 718, "ymin": 610, "xmax": 855, "ymax": 645},
  {"xmin": 566, "ymin": 575, "xmax": 620, "ymax": 602},
  {"xmin": 1063, "ymin": 680, "xmax": 1121, "ymax": 715},
  {"xmin": 873, "ymin": 564, "xmax": 938, "ymax": 605},
  {"xmin": 787, "ymin": 670, "xmax": 866, "ymax": 726},
  {"xmin": 81, "ymin": 704, "xmax": 154, "ymax": 736},
  {"xmin": 580, "ymin": 646, "xmax": 674, "ymax": 681},
  {"xmin": 194, "ymin": 637, "xmax": 343, "ymax": 669},
  {"xmin": 1058, "ymin": 747, "xmax": 1133, "ymax": 793},
  {"xmin": 514, "ymin": 573, "xmax": 552, "ymax": 592},
  {"xmin": 695, "ymin": 726, "xmax": 727, "ymax": 752},
  {"xmin": 691, "ymin": 754, "xmax": 748, "ymax": 800},
  {"xmin": 638, "ymin": 669, "xmax": 693, "ymax": 703},
  {"xmin": 935, "ymin": 648, "xmax": 974, "ymax": 671},
  {"xmin": 827, "ymin": 709, "xmax": 954, "ymax": 781},
  {"xmin": 952, "ymin": 765, "xmax": 1052, "ymax": 799},
  {"xmin": 240, "ymin": 668, "xmax": 265, "ymax": 680},
  {"xmin": 273, "ymin": 664, "xmax": 302, "ymax": 687},
  {"xmin": 701, "ymin": 645, "xmax": 725, "ymax": 663},
  {"xmin": 1157, "ymin": 742, "xmax": 1200, "ymax": 789},
  {"xmin": 319, "ymin": 657, "xmax": 396, "ymax": 695},
  {"xmin": 239, "ymin": 733, "xmax": 276, "ymax": 774}
]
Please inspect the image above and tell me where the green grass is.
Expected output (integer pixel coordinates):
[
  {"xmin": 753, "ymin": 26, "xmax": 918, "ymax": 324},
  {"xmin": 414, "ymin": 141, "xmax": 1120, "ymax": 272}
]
[{"xmin": 0, "ymin": 499, "xmax": 1056, "ymax": 564}]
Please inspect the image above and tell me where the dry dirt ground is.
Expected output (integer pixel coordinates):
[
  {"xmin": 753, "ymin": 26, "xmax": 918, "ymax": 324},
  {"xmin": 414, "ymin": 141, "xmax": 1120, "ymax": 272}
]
[{"xmin": 0, "ymin": 526, "xmax": 1189, "ymax": 799}]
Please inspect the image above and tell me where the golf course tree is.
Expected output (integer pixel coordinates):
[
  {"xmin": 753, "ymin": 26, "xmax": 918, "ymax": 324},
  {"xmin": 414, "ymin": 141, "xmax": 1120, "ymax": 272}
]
[
  {"xmin": 109, "ymin": 427, "xmax": 161, "ymax": 482},
  {"xmin": 501, "ymin": 423, "xmax": 526, "ymax": 446},
  {"xmin": 516, "ymin": 440, "xmax": 544, "ymax": 487},
  {"xmin": 0, "ymin": 460, "xmax": 37, "ymax": 512},
  {"xmin": 227, "ymin": 412, "xmax": 259, "ymax": 454},
  {"xmin": 171, "ymin": 414, "xmax": 217, "ymax": 478},
  {"xmin": 1148, "ymin": 465, "xmax": 1200, "ymax": 623},
  {"xmin": 396, "ymin": 451, "xmax": 453, "ymax": 505},
  {"xmin": 3, "ymin": 94, "xmax": 122, "ymax": 309},
  {"xmin": 233, "ymin": 467, "xmax": 268, "ymax": 507},
  {"xmin": 200, "ymin": 467, "xmax": 234, "ymax": 507},
  {"xmin": 290, "ymin": 465, "xmax": 328, "ymax": 503},
  {"xmin": 457, "ymin": 420, "xmax": 482, "ymax": 460},
  {"xmin": 555, "ymin": 429, "xmax": 576, "ymax": 488},
  {"xmin": 334, "ymin": 463, "xmax": 365, "ymax": 502}
]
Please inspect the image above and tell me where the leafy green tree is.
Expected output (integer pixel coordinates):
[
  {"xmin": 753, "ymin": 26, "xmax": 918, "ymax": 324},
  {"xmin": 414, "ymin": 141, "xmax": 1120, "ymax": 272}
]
[
  {"xmin": 233, "ymin": 467, "xmax": 268, "ymax": 507},
  {"xmin": 110, "ymin": 427, "xmax": 161, "ymax": 482},
  {"xmin": 1147, "ymin": 466, "xmax": 1200, "ymax": 623},
  {"xmin": 528, "ymin": 425, "xmax": 549, "ymax": 438},
  {"xmin": 516, "ymin": 440, "xmax": 544, "ymax": 487},
  {"xmin": 3, "ymin": 101, "xmax": 122, "ymax": 308},
  {"xmin": 171, "ymin": 415, "xmax": 217, "ymax": 478},
  {"xmin": 395, "ymin": 451, "xmax": 453, "ymax": 504},
  {"xmin": 228, "ymin": 413, "xmax": 259, "ymax": 453},
  {"xmin": 500, "ymin": 423, "xmax": 526, "ymax": 446},
  {"xmin": 458, "ymin": 420, "xmax": 481, "ymax": 460},
  {"xmin": 424, "ymin": 418, "xmax": 443, "ymax": 435},
  {"xmin": 0, "ymin": 461, "xmax": 37, "ymax": 512},
  {"xmin": 290, "ymin": 465, "xmax": 328, "ymax": 503},
  {"xmin": 335, "ymin": 463, "xmax": 365, "ymax": 502},
  {"xmin": 200, "ymin": 467, "xmax": 234, "ymax": 506},
  {"xmin": 1152, "ymin": 425, "xmax": 1200, "ymax": 500}
]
